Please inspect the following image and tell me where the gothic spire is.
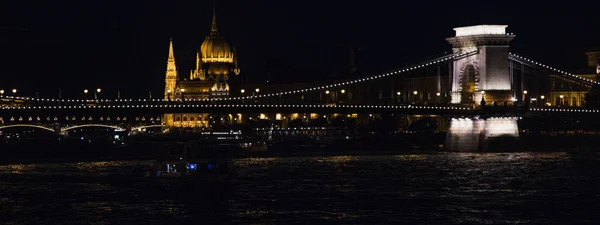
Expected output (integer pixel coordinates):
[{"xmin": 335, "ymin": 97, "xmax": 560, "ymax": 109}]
[
  {"xmin": 168, "ymin": 37, "xmax": 176, "ymax": 62},
  {"xmin": 164, "ymin": 38, "xmax": 178, "ymax": 99},
  {"xmin": 210, "ymin": 1, "xmax": 218, "ymax": 33}
]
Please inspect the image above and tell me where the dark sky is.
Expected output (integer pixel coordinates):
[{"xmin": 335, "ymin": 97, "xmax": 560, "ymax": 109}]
[{"xmin": 1, "ymin": 0, "xmax": 599, "ymax": 98}]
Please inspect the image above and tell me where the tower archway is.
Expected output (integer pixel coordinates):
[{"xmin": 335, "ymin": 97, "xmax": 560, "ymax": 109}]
[{"xmin": 460, "ymin": 64, "xmax": 477, "ymax": 104}]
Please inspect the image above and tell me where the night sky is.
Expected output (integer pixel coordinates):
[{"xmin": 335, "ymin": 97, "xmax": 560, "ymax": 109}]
[{"xmin": 1, "ymin": 1, "xmax": 599, "ymax": 98}]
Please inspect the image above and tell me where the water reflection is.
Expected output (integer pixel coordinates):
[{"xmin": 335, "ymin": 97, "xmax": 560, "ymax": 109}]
[
  {"xmin": 446, "ymin": 117, "xmax": 519, "ymax": 151},
  {"xmin": 0, "ymin": 154, "xmax": 600, "ymax": 224}
]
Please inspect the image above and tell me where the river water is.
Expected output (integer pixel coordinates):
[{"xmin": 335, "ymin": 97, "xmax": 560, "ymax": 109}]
[{"xmin": 1, "ymin": 153, "xmax": 599, "ymax": 224}]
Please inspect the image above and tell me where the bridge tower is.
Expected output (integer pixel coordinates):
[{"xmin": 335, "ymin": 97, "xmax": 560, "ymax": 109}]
[
  {"xmin": 446, "ymin": 25, "xmax": 515, "ymax": 105},
  {"xmin": 164, "ymin": 38, "xmax": 178, "ymax": 100}
]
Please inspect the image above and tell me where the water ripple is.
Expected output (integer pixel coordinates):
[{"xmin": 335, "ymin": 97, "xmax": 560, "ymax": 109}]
[{"xmin": 0, "ymin": 153, "xmax": 599, "ymax": 224}]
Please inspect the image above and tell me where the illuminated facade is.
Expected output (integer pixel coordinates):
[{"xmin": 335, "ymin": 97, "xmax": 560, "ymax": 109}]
[
  {"xmin": 447, "ymin": 25, "xmax": 515, "ymax": 105},
  {"xmin": 163, "ymin": 5, "xmax": 240, "ymax": 129},
  {"xmin": 544, "ymin": 52, "xmax": 600, "ymax": 107}
]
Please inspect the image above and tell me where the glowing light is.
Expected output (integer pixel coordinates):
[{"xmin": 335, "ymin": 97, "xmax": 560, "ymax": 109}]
[
  {"xmin": 446, "ymin": 117, "xmax": 519, "ymax": 151},
  {"xmin": 523, "ymin": 90, "xmax": 528, "ymax": 95},
  {"xmin": 436, "ymin": 92, "xmax": 441, "ymax": 96},
  {"xmin": 240, "ymin": 89, "xmax": 245, "ymax": 94},
  {"xmin": 540, "ymin": 95, "xmax": 545, "ymax": 99},
  {"xmin": 255, "ymin": 88, "xmax": 260, "ymax": 93},
  {"xmin": 84, "ymin": 89, "xmax": 88, "ymax": 94},
  {"xmin": 397, "ymin": 92, "xmax": 401, "ymax": 96},
  {"xmin": 413, "ymin": 91, "xmax": 418, "ymax": 95},
  {"xmin": 0, "ymin": 90, "xmax": 4, "ymax": 94},
  {"xmin": 181, "ymin": 88, "xmax": 185, "ymax": 92},
  {"xmin": 96, "ymin": 88, "xmax": 102, "ymax": 93},
  {"xmin": 454, "ymin": 25, "xmax": 508, "ymax": 37},
  {"xmin": 325, "ymin": 90, "xmax": 330, "ymax": 94},
  {"xmin": 341, "ymin": 89, "xmax": 346, "ymax": 94}
]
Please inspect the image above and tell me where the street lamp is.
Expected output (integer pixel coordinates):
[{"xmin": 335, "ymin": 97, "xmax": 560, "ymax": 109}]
[
  {"xmin": 240, "ymin": 89, "xmax": 245, "ymax": 94},
  {"xmin": 84, "ymin": 89, "xmax": 88, "ymax": 94},
  {"xmin": 540, "ymin": 95, "xmax": 545, "ymax": 100},
  {"xmin": 255, "ymin": 88, "xmax": 260, "ymax": 93},
  {"xmin": 325, "ymin": 90, "xmax": 330, "ymax": 94},
  {"xmin": 95, "ymin": 88, "xmax": 101, "ymax": 100},
  {"xmin": 413, "ymin": 91, "xmax": 417, "ymax": 95},
  {"xmin": 12, "ymin": 89, "xmax": 17, "ymax": 94},
  {"xmin": 167, "ymin": 89, "xmax": 171, "ymax": 100},
  {"xmin": 340, "ymin": 89, "xmax": 346, "ymax": 94},
  {"xmin": 559, "ymin": 95, "xmax": 564, "ymax": 106},
  {"xmin": 0, "ymin": 90, "xmax": 4, "ymax": 95},
  {"xmin": 523, "ymin": 90, "xmax": 528, "ymax": 95},
  {"xmin": 436, "ymin": 92, "xmax": 441, "ymax": 96}
]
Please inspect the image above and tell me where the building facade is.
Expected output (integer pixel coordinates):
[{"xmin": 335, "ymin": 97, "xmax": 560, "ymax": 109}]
[
  {"xmin": 163, "ymin": 6, "xmax": 240, "ymax": 129},
  {"xmin": 546, "ymin": 52, "xmax": 600, "ymax": 107}
]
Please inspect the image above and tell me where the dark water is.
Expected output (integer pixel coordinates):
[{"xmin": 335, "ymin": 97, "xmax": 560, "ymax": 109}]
[{"xmin": 1, "ymin": 153, "xmax": 600, "ymax": 224}]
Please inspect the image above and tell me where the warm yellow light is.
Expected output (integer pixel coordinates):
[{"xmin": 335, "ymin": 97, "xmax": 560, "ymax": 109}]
[
  {"xmin": 340, "ymin": 89, "xmax": 346, "ymax": 94},
  {"xmin": 255, "ymin": 88, "xmax": 260, "ymax": 93},
  {"xmin": 413, "ymin": 91, "xmax": 418, "ymax": 95},
  {"xmin": 0, "ymin": 90, "xmax": 4, "ymax": 94},
  {"xmin": 325, "ymin": 90, "xmax": 330, "ymax": 94},
  {"xmin": 96, "ymin": 88, "xmax": 102, "ymax": 93},
  {"xmin": 181, "ymin": 88, "xmax": 185, "ymax": 92},
  {"xmin": 559, "ymin": 95, "xmax": 564, "ymax": 99},
  {"xmin": 436, "ymin": 92, "xmax": 441, "ymax": 96},
  {"xmin": 523, "ymin": 90, "xmax": 528, "ymax": 95},
  {"xmin": 12, "ymin": 89, "xmax": 16, "ymax": 94},
  {"xmin": 540, "ymin": 95, "xmax": 545, "ymax": 99},
  {"xmin": 396, "ymin": 92, "xmax": 401, "ymax": 96},
  {"xmin": 84, "ymin": 89, "xmax": 88, "ymax": 94},
  {"xmin": 167, "ymin": 89, "xmax": 171, "ymax": 93},
  {"xmin": 481, "ymin": 90, "xmax": 485, "ymax": 94},
  {"xmin": 240, "ymin": 89, "xmax": 245, "ymax": 94}
]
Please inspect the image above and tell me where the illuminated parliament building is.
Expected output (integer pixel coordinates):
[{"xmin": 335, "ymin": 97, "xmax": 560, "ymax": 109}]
[{"xmin": 163, "ymin": 7, "xmax": 240, "ymax": 129}]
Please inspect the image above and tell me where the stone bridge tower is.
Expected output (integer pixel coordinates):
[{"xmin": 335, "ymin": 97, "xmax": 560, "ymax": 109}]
[{"xmin": 447, "ymin": 25, "xmax": 515, "ymax": 105}]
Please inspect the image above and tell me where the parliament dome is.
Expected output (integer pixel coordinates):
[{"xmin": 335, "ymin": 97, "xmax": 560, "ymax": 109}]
[{"xmin": 200, "ymin": 9, "xmax": 234, "ymax": 63}]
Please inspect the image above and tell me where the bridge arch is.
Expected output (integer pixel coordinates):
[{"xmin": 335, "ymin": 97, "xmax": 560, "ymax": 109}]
[
  {"xmin": 61, "ymin": 124, "xmax": 125, "ymax": 132},
  {"xmin": 0, "ymin": 124, "xmax": 55, "ymax": 132}
]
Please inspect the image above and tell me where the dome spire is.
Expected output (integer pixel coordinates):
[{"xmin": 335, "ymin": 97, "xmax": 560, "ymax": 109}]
[{"xmin": 211, "ymin": 0, "xmax": 218, "ymax": 33}]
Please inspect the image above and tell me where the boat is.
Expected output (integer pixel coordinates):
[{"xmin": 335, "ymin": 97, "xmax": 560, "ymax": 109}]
[{"xmin": 144, "ymin": 140, "xmax": 235, "ymax": 184}]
